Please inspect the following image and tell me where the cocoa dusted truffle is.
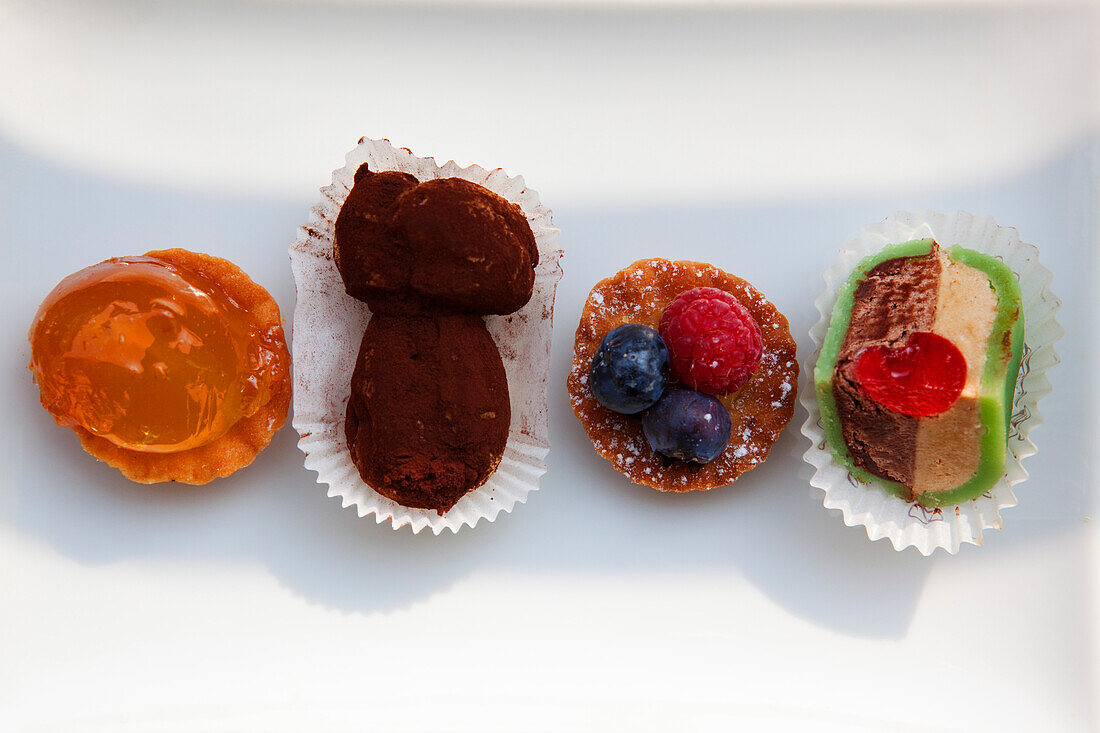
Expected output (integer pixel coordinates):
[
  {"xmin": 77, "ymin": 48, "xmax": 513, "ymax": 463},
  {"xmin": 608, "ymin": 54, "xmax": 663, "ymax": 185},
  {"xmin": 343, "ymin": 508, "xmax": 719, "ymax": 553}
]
[
  {"xmin": 334, "ymin": 164, "xmax": 538, "ymax": 513},
  {"xmin": 345, "ymin": 315, "xmax": 510, "ymax": 512},
  {"xmin": 333, "ymin": 169, "xmax": 419, "ymax": 307},
  {"xmin": 335, "ymin": 167, "xmax": 538, "ymax": 315}
]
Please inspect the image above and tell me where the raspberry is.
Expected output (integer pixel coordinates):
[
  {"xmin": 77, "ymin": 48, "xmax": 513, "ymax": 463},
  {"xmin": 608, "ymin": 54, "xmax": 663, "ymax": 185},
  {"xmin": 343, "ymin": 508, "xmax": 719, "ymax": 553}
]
[{"xmin": 658, "ymin": 287, "xmax": 763, "ymax": 395}]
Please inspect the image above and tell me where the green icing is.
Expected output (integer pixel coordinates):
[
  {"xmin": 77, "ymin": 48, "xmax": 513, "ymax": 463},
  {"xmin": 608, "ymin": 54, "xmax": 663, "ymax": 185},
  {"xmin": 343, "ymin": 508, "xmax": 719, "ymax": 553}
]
[{"xmin": 814, "ymin": 239, "xmax": 1024, "ymax": 507}]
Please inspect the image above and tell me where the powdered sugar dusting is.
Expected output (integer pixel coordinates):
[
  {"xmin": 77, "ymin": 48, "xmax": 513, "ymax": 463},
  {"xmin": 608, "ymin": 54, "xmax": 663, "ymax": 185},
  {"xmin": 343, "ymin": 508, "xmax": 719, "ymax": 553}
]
[{"xmin": 567, "ymin": 258, "xmax": 798, "ymax": 491}]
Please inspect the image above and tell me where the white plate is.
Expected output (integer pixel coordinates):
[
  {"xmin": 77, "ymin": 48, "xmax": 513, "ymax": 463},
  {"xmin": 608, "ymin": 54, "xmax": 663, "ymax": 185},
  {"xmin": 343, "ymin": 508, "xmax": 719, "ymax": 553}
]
[{"xmin": 1, "ymin": 3, "xmax": 1096, "ymax": 731}]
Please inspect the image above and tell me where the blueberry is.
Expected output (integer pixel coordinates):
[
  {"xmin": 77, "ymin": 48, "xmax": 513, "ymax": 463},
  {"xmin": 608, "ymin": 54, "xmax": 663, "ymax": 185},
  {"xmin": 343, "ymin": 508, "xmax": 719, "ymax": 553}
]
[
  {"xmin": 642, "ymin": 389, "xmax": 731, "ymax": 464},
  {"xmin": 589, "ymin": 324, "xmax": 669, "ymax": 414}
]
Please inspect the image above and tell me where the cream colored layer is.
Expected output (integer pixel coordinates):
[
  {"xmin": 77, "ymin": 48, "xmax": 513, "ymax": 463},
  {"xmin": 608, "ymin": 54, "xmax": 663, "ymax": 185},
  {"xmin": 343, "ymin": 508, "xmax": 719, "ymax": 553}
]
[{"xmin": 911, "ymin": 251, "xmax": 997, "ymax": 494}]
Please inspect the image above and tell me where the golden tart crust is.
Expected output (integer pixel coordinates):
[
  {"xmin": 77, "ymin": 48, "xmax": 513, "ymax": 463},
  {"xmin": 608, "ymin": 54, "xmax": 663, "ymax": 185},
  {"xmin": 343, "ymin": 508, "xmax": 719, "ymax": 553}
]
[
  {"xmin": 71, "ymin": 249, "xmax": 291, "ymax": 485},
  {"xmin": 567, "ymin": 258, "xmax": 798, "ymax": 491}
]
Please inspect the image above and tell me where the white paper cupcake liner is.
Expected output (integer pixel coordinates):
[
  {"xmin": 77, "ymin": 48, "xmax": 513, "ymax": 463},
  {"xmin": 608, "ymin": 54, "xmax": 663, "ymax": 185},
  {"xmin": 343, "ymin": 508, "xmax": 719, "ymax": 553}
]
[
  {"xmin": 289, "ymin": 138, "xmax": 563, "ymax": 534},
  {"xmin": 800, "ymin": 210, "xmax": 1063, "ymax": 555}
]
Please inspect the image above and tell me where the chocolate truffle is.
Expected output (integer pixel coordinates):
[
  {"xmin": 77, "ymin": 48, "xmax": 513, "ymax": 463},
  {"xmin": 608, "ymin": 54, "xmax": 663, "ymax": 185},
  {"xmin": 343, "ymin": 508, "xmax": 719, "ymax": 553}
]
[
  {"xmin": 333, "ymin": 168, "xmax": 419, "ymax": 307},
  {"xmin": 345, "ymin": 314, "xmax": 510, "ymax": 513},
  {"xmin": 334, "ymin": 164, "xmax": 539, "ymax": 513},
  {"xmin": 334, "ymin": 166, "xmax": 538, "ymax": 315}
]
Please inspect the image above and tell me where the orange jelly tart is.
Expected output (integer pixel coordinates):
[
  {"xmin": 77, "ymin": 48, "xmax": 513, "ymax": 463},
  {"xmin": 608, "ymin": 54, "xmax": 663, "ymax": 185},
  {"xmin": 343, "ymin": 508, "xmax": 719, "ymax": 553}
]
[
  {"xmin": 28, "ymin": 249, "xmax": 290, "ymax": 484},
  {"xmin": 568, "ymin": 258, "xmax": 798, "ymax": 491}
]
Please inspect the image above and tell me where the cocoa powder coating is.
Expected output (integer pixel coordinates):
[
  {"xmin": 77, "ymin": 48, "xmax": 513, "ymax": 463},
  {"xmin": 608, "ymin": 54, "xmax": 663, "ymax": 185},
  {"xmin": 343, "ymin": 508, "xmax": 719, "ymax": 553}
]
[
  {"xmin": 346, "ymin": 315, "xmax": 510, "ymax": 513},
  {"xmin": 335, "ymin": 166, "xmax": 537, "ymax": 316},
  {"xmin": 393, "ymin": 178, "xmax": 538, "ymax": 315},
  {"xmin": 333, "ymin": 164, "xmax": 537, "ymax": 513},
  {"xmin": 333, "ymin": 168, "xmax": 419, "ymax": 308}
]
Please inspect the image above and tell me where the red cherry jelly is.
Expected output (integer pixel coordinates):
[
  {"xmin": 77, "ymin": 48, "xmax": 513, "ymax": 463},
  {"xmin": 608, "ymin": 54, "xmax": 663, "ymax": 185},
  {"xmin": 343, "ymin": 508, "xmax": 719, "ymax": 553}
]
[{"xmin": 854, "ymin": 332, "xmax": 966, "ymax": 417}]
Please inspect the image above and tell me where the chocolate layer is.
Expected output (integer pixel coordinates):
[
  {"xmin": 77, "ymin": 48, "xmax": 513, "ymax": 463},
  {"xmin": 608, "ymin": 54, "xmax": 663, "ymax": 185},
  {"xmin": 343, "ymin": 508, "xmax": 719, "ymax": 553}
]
[{"xmin": 832, "ymin": 251, "xmax": 941, "ymax": 486}]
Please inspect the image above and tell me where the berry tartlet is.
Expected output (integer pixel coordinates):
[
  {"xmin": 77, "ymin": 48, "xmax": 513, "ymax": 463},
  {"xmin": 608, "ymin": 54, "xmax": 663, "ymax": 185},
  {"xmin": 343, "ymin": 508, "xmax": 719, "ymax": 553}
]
[{"xmin": 568, "ymin": 258, "xmax": 798, "ymax": 491}]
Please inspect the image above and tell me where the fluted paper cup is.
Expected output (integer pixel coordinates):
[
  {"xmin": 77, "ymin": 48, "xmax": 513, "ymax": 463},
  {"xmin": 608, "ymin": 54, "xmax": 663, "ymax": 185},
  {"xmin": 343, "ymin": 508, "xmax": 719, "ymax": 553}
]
[
  {"xmin": 290, "ymin": 138, "xmax": 563, "ymax": 534},
  {"xmin": 800, "ymin": 210, "xmax": 1062, "ymax": 555}
]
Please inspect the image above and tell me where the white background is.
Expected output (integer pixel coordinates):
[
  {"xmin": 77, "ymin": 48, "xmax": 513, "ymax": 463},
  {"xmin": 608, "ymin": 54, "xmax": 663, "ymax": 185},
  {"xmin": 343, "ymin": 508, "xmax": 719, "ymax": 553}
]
[{"xmin": 1, "ymin": 1, "xmax": 1097, "ymax": 731}]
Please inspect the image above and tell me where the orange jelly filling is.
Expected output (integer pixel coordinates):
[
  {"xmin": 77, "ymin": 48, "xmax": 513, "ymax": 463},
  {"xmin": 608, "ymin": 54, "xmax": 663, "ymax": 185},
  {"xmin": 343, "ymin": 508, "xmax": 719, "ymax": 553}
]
[{"xmin": 29, "ymin": 256, "xmax": 287, "ymax": 453}]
